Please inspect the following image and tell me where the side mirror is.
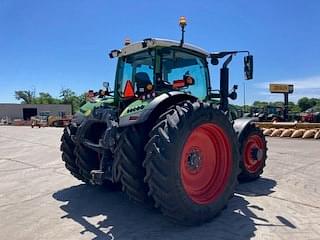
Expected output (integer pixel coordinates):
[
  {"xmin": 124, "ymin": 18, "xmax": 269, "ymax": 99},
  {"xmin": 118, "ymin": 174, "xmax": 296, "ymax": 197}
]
[
  {"xmin": 244, "ymin": 55, "xmax": 253, "ymax": 80},
  {"xmin": 211, "ymin": 58, "xmax": 219, "ymax": 65},
  {"xmin": 103, "ymin": 82, "xmax": 110, "ymax": 88},
  {"xmin": 229, "ymin": 85, "xmax": 238, "ymax": 100}
]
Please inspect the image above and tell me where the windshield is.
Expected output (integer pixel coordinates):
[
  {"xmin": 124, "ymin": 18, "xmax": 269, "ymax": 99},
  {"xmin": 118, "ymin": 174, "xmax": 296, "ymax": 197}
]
[
  {"xmin": 159, "ymin": 48, "xmax": 208, "ymax": 99},
  {"xmin": 117, "ymin": 50, "xmax": 155, "ymax": 97}
]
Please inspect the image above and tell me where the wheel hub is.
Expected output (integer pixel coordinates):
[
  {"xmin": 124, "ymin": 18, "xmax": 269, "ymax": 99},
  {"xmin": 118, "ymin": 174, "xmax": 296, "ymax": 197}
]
[
  {"xmin": 251, "ymin": 147, "xmax": 263, "ymax": 161},
  {"xmin": 180, "ymin": 123, "xmax": 232, "ymax": 204},
  {"xmin": 243, "ymin": 134, "xmax": 265, "ymax": 173},
  {"xmin": 187, "ymin": 149, "xmax": 202, "ymax": 172}
]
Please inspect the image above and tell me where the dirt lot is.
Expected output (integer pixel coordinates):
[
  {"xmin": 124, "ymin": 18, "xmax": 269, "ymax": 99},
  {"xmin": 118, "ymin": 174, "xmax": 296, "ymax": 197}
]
[{"xmin": 0, "ymin": 126, "xmax": 319, "ymax": 240}]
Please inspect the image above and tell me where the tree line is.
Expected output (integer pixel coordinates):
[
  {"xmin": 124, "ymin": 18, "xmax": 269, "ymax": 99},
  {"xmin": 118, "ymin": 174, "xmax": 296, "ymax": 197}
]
[
  {"xmin": 15, "ymin": 88, "xmax": 319, "ymax": 113},
  {"xmin": 251, "ymin": 97, "xmax": 320, "ymax": 112},
  {"xmin": 14, "ymin": 89, "xmax": 86, "ymax": 113}
]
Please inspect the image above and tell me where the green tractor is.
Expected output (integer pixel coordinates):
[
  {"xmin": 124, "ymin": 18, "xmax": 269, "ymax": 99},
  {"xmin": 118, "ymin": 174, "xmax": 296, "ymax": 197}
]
[{"xmin": 60, "ymin": 17, "xmax": 267, "ymax": 225}]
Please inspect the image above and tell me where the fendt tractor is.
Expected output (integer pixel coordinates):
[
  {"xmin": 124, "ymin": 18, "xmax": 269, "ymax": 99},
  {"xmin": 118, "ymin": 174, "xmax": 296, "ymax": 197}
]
[{"xmin": 60, "ymin": 17, "xmax": 267, "ymax": 225}]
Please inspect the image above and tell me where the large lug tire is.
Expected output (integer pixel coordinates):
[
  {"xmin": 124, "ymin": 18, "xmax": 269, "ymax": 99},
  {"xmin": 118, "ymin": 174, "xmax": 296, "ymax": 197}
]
[
  {"xmin": 74, "ymin": 120, "xmax": 119, "ymax": 189},
  {"xmin": 74, "ymin": 144, "xmax": 100, "ymax": 183},
  {"xmin": 114, "ymin": 125, "xmax": 151, "ymax": 203},
  {"xmin": 74, "ymin": 145, "xmax": 119, "ymax": 189},
  {"xmin": 238, "ymin": 125, "xmax": 267, "ymax": 182},
  {"xmin": 60, "ymin": 124, "xmax": 84, "ymax": 181},
  {"xmin": 144, "ymin": 101, "xmax": 240, "ymax": 225}
]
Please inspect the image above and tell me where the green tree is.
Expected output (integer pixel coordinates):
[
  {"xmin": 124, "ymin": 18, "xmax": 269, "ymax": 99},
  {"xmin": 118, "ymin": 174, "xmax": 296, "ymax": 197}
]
[
  {"xmin": 269, "ymin": 101, "xmax": 284, "ymax": 107},
  {"xmin": 60, "ymin": 88, "xmax": 87, "ymax": 113},
  {"xmin": 14, "ymin": 90, "xmax": 35, "ymax": 104},
  {"xmin": 15, "ymin": 88, "xmax": 86, "ymax": 113},
  {"xmin": 60, "ymin": 88, "xmax": 76, "ymax": 104},
  {"xmin": 298, "ymin": 97, "xmax": 317, "ymax": 111},
  {"xmin": 34, "ymin": 92, "xmax": 60, "ymax": 104},
  {"xmin": 252, "ymin": 101, "xmax": 268, "ymax": 108},
  {"xmin": 309, "ymin": 98, "xmax": 320, "ymax": 107},
  {"xmin": 288, "ymin": 101, "xmax": 300, "ymax": 112}
]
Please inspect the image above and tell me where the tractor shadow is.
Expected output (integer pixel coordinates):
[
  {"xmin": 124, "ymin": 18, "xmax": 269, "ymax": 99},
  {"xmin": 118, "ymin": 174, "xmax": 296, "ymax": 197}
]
[{"xmin": 53, "ymin": 177, "xmax": 287, "ymax": 240}]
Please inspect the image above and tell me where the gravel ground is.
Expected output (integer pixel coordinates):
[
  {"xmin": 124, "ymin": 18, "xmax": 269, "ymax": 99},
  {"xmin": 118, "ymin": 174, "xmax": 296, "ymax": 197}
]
[{"xmin": 0, "ymin": 126, "xmax": 319, "ymax": 240}]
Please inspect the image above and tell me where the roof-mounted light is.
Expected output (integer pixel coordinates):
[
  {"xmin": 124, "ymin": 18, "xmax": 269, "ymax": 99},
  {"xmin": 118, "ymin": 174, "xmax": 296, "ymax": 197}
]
[
  {"xmin": 124, "ymin": 38, "xmax": 131, "ymax": 46},
  {"xmin": 179, "ymin": 16, "xmax": 187, "ymax": 46},
  {"xmin": 179, "ymin": 16, "xmax": 187, "ymax": 28},
  {"xmin": 142, "ymin": 38, "xmax": 154, "ymax": 48},
  {"xmin": 109, "ymin": 49, "xmax": 121, "ymax": 58}
]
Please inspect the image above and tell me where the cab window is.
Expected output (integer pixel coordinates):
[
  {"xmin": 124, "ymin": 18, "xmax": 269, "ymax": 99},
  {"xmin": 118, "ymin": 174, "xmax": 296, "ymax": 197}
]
[
  {"xmin": 117, "ymin": 50, "xmax": 155, "ymax": 96},
  {"xmin": 160, "ymin": 48, "xmax": 208, "ymax": 99}
]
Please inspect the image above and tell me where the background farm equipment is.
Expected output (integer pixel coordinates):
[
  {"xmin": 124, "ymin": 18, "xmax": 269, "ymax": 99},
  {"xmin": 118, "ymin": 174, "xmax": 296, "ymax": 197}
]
[
  {"xmin": 48, "ymin": 112, "xmax": 72, "ymax": 127},
  {"xmin": 300, "ymin": 106, "xmax": 320, "ymax": 123},
  {"xmin": 257, "ymin": 122, "xmax": 320, "ymax": 139},
  {"xmin": 249, "ymin": 105, "xmax": 285, "ymax": 122},
  {"xmin": 30, "ymin": 115, "xmax": 47, "ymax": 128},
  {"xmin": 30, "ymin": 111, "xmax": 72, "ymax": 128},
  {"xmin": 0, "ymin": 116, "xmax": 12, "ymax": 125}
]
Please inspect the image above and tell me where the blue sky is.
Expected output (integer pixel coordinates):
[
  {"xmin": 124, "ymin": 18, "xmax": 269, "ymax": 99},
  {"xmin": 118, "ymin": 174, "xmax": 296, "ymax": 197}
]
[{"xmin": 0, "ymin": 0, "xmax": 319, "ymax": 105}]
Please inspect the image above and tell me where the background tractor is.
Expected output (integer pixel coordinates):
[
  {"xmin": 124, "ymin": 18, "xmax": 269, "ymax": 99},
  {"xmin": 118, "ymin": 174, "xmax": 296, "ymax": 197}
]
[
  {"xmin": 249, "ymin": 105, "xmax": 285, "ymax": 122},
  {"xmin": 60, "ymin": 17, "xmax": 267, "ymax": 225},
  {"xmin": 31, "ymin": 111, "xmax": 50, "ymax": 128},
  {"xmin": 48, "ymin": 112, "xmax": 73, "ymax": 127}
]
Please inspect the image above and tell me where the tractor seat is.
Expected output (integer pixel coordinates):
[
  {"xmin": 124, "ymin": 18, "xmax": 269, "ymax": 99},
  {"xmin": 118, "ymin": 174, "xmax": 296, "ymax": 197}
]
[{"xmin": 135, "ymin": 72, "xmax": 152, "ymax": 89}]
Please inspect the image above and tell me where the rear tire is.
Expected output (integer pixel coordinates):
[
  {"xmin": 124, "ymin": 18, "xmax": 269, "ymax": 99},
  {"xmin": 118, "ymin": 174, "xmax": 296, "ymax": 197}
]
[
  {"xmin": 144, "ymin": 101, "xmax": 240, "ymax": 225},
  {"xmin": 114, "ymin": 125, "xmax": 151, "ymax": 203},
  {"xmin": 60, "ymin": 124, "xmax": 85, "ymax": 181},
  {"xmin": 238, "ymin": 125, "xmax": 267, "ymax": 182}
]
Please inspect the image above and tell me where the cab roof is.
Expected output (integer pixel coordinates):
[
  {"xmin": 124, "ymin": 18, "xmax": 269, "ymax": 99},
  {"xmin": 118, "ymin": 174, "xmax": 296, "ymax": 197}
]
[{"xmin": 118, "ymin": 38, "xmax": 209, "ymax": 57}]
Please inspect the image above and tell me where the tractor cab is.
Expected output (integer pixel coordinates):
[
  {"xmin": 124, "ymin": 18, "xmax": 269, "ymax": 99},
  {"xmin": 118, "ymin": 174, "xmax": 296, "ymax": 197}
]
[
  {"xmin": 109, "ymin": 16, "xmax": 253, "ymax": 116},
  {"xmin": 111, "ymin": 39, "xmax": 210, "ymax": 102},
  {"xmin": 109, "ymin": 36, "xmax": 253, "ymax": 124}
]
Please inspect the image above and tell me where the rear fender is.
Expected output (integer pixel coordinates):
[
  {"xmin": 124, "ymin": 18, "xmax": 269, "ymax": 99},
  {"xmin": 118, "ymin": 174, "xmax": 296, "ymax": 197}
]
[
  {"xmin": 119, "ymin": 91, "xmax": 197, "ymax": 127},
  {"xmin": 76, "ymin": 119, "xmax": 107, "ymax": 143},
  {"xmin": 79, "ymin": 97, "xmax": 114, "ymax": 117},
  {"xmin": 233, "ymin": 118, "xmax": 258, "ymax": 140}
]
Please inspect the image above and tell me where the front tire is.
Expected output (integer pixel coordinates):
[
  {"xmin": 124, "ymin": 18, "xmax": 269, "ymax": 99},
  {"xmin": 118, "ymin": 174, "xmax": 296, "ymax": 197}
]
[
  {"xmin": 238, "ymin": 125, "xmax": 267, "ymax": 182},
  {"xmin": 144, "ymin": 101, "xmax": 240, "ymax": 225}
]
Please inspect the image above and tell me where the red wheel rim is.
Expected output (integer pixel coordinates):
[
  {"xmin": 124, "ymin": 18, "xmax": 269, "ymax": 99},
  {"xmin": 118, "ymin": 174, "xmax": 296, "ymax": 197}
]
[
  {"xmin": 180, "ymin": 123, "xmax": 232, "ymax": 204},
  {"xmin": 243, "ymin": 135, "xmax": 264, "ymax": 173}
]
